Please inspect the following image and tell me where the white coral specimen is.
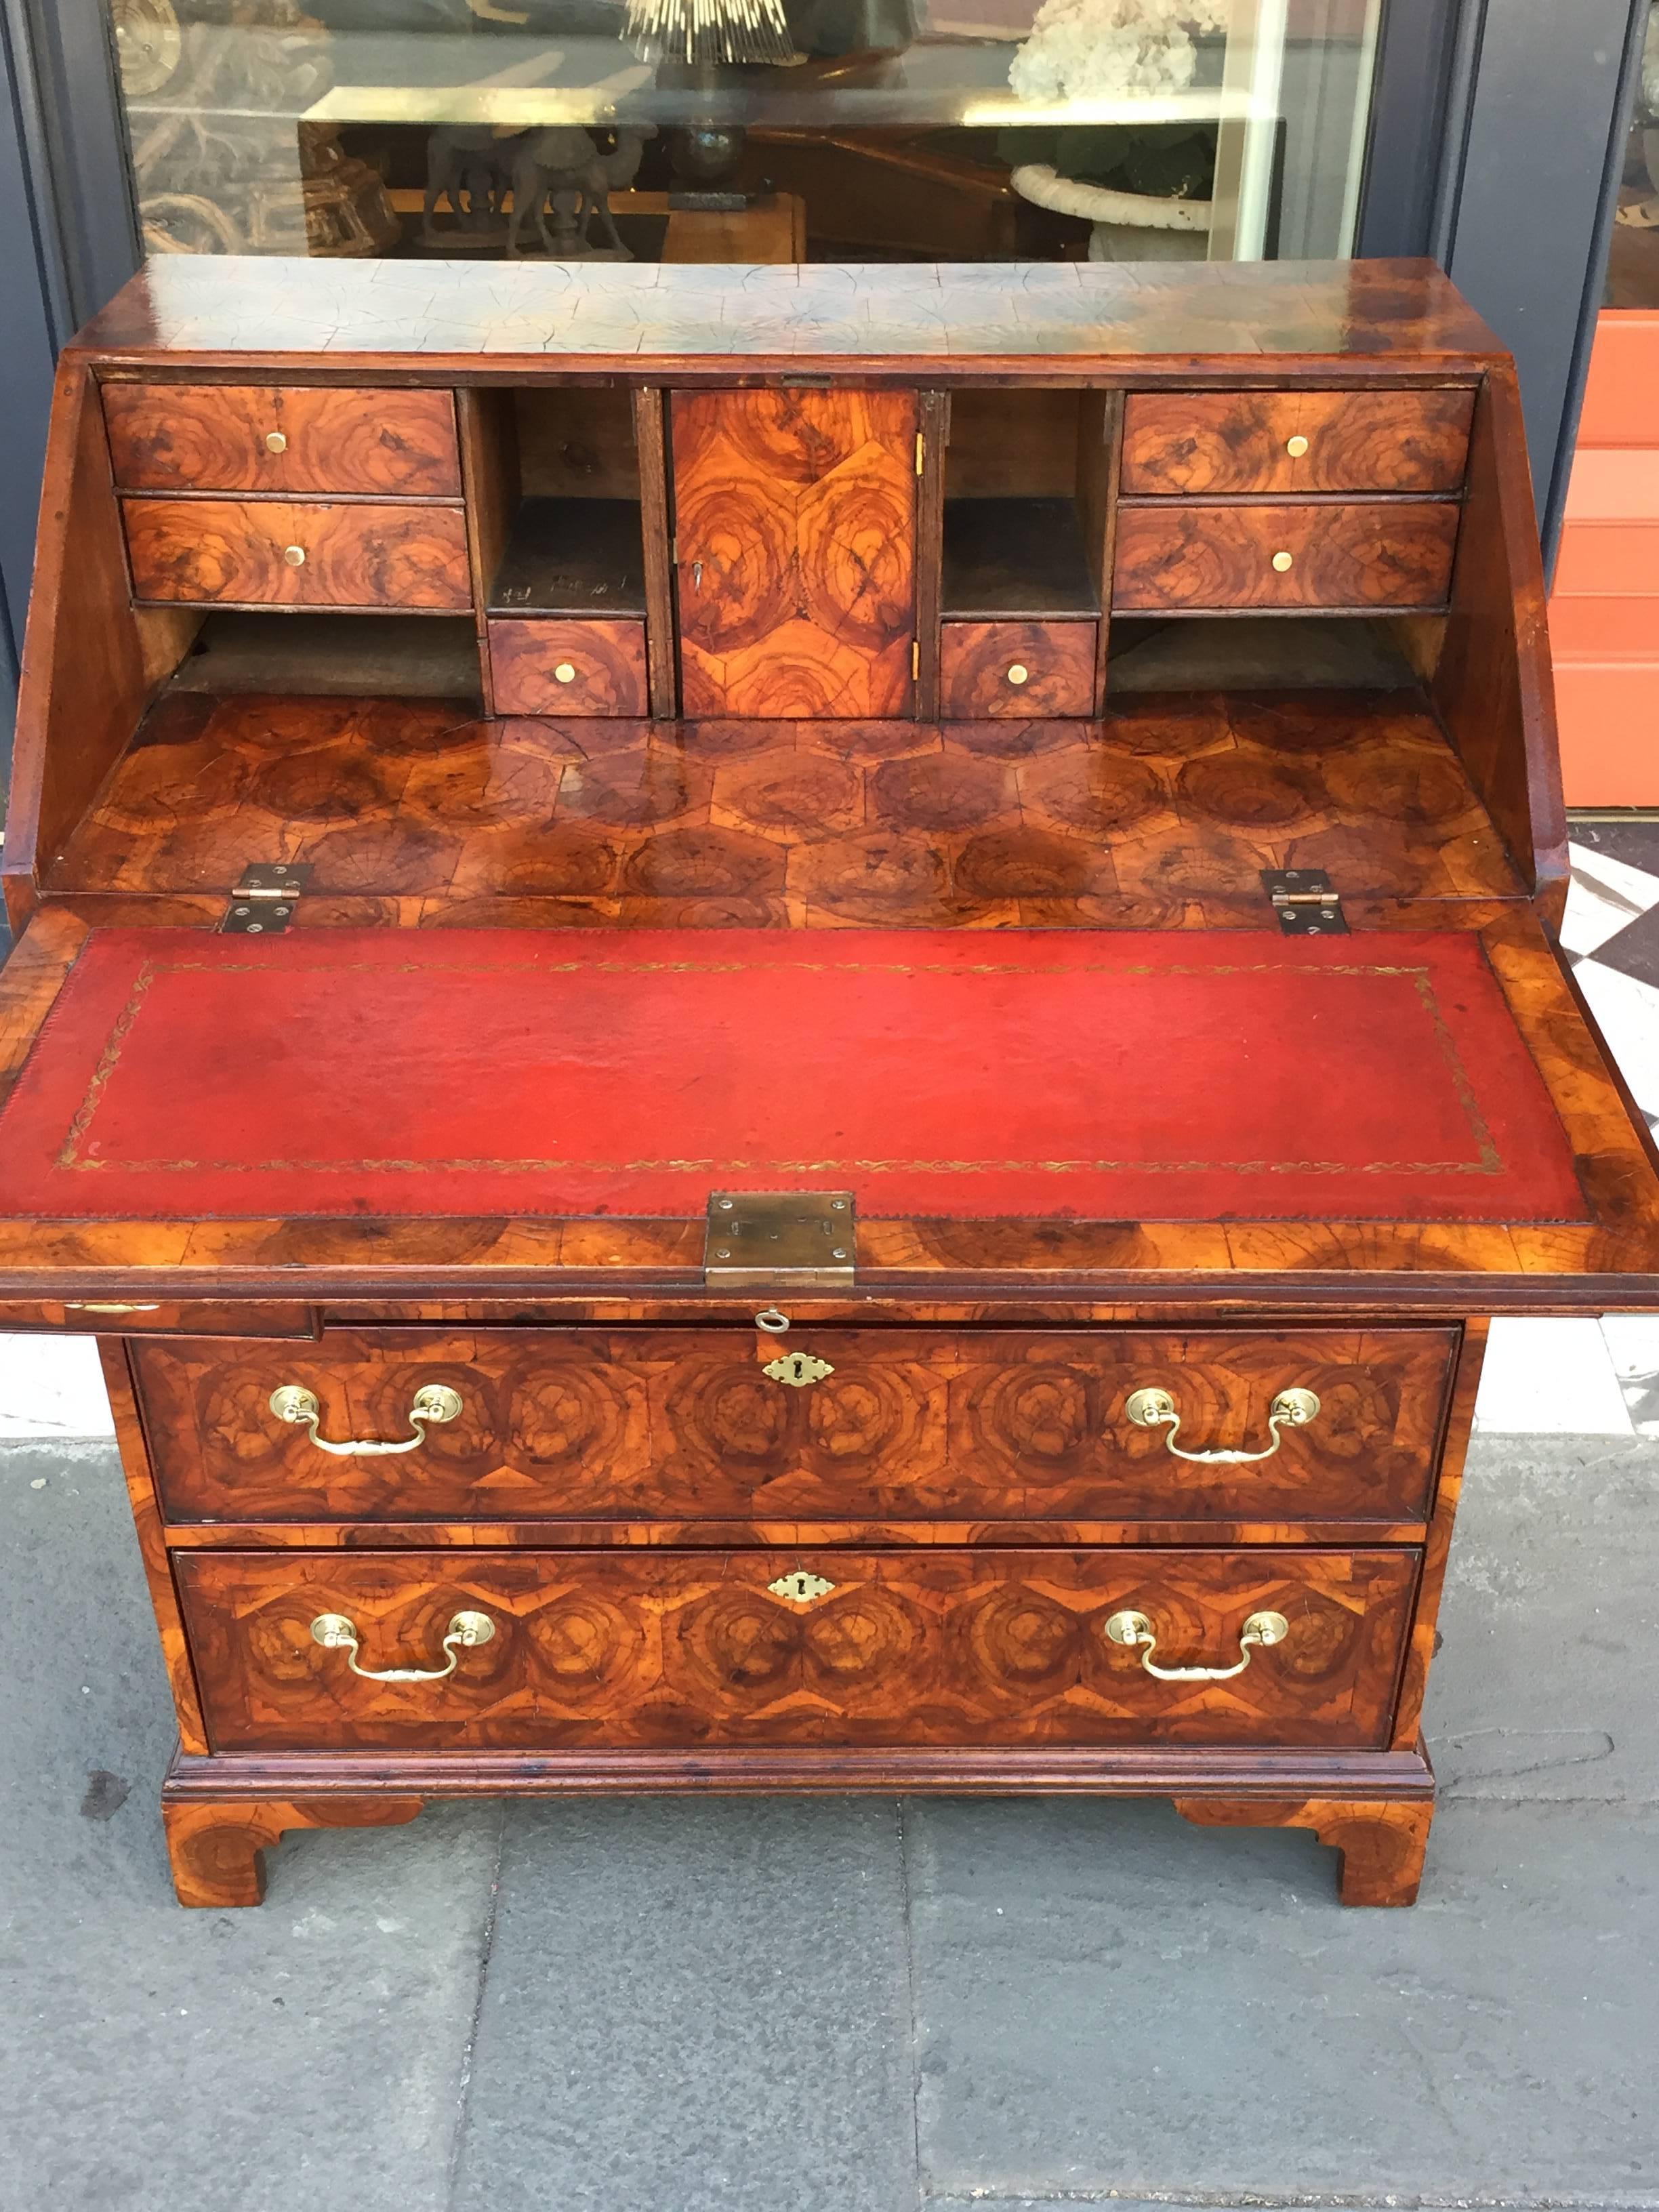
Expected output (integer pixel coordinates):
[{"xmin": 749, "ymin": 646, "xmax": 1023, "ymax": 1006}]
[{"xmin": 1009, "ymin": 0, "xmax": 1229, "ymax": 103}]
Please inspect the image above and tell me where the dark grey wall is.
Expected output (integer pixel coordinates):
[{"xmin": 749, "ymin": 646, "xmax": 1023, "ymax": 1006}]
[
  {"xmin": 1433, "ymin": 0, "xmax": 1648, "ymax": 552},
  {"xmin": 0, "ymin": 0, "xmax": 136, "ymax": 781}
]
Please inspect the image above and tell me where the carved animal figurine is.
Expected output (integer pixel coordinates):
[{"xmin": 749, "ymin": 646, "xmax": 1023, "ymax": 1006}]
[
  {"xmin": 423, "ymin": 125, "xmax": 525, "ymax": 244},
  {"xmin": 508, "ymin": 125, "xmax": 656, "ymax": 259}
]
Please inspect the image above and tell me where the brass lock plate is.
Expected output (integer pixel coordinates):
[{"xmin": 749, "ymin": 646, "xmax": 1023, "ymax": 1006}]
[{"xmin": 704, "ymin": 1191, "xmax": 856, "ymax": 1288}]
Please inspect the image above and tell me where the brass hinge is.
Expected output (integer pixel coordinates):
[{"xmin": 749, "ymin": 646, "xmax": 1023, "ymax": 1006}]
[
  {"xmin": 912, "ymin": 639, "xmax": 920, "ymax": 680},
  {"xmin": 222, "ymin": 861, "xmax": 311, "ymax": 935},
  {"xmin": 915, "ymin": 432, "xmax": 925, "ymax": 476},
  {"xmin": 705, "ymin": 1191, "xmax": 857, "ymax": 1288},
  {"xmin": 1262, "ymin": 868, "xmax": 1348, "ymax": 937}
]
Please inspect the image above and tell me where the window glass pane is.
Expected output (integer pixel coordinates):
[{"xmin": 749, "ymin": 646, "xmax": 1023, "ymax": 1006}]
[
  {"xmin": 1609, "ymin": 0, "xmax": 1659, "ymax": 304},
  {"xmin": 107, "ymin": 0, "xmax": 1380, "ymax": 266}
]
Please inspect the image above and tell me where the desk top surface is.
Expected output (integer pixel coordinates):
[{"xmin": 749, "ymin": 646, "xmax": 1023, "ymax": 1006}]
[{"xmin": 69, "ymin": 256, "xmax": 1506, "ymax": 373}]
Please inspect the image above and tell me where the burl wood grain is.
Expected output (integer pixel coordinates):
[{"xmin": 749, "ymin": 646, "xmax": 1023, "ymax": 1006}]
[
  {"xmin": 122, "ymin": 497, "xmax": 472, "ymax": 610},
  {"xmin": 173, "ymin": 1546, "xmax": 1418, "ymax": 1752},
  {"xmin": 488, "ymin": 619, "xmax": 648, "ymax": 716},
  {"xmin": 1120, "ymin": 390, "xmax": 1476, "ymax": 497},
  {"xmin": 134, "ymin": 1327, "xmax": 1456, "ymax": 1526},
  {"xmin": 672, "ymin": 390, "xmax": 916, "ymax": 717},
  {"xmin": 1113, "ymin": 501, "xmax": 1461, "ymax": 613},
  {"xmin": 939, "ymin": 621, "xmax": 1095, "ymax": 718},
  {"xmin": 102, "ymin": 383, "xmax": 462, "ymax": 497},
  {"xmin": 162, "ymin": 1794, "xmax": 426, "ymax": 1906},
  {"xmin": 1174, "ymin": 1795, "xmax": 1434, "ymax": 1906}
]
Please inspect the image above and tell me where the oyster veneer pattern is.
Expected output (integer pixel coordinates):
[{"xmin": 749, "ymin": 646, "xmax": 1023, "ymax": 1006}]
[
  {"xmin": 672, "ymin": 389, "xmax": 918, "ymax": 718},
  {"xmin": 134, "ymin": 1326, "xmax": 1458, "ymax": 1526},
  {"xmin": 174, "ymin": 1545, "xmax": 1420, "ymax": 1752},
  {"xmin": 46, "ymin": 687, "xmax": 1523, "ymax": 923}
]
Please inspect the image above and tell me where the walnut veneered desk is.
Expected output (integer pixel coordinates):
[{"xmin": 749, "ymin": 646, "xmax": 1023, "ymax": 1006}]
[{"xmin": 3, "ymin": 255, "xmax": 1654, "ymax": 1909}]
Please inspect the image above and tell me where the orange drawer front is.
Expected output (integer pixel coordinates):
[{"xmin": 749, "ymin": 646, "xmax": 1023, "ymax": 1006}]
[
  {"xmin": 1112, "ymin": 501, "xmax": 1460, "ymax": 613},
  {"xmin": 174, "ymin": 1544, "xmax": 1420, "ymax": 1753},
  {"xmin": 123, "ymin": 497, "xmax": 472, "ymax": 610},
  {"xmin": 489, "ymin": 619, "xmax": 649, "ymax": 715},
  {"xmin": 103, "ymin": 382, "xmax": 461, "ymax": 497}
]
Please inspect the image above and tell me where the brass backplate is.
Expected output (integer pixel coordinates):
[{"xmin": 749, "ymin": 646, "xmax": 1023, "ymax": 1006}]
[{"xmin": 704, "ymin": 1191, "xmax": 856, "ymax": 1288}]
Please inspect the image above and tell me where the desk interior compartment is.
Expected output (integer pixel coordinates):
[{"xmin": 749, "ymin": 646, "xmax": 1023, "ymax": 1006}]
[{"xmin": 940, "ymin": 391, "xmax": 1110, "ymax": 703}]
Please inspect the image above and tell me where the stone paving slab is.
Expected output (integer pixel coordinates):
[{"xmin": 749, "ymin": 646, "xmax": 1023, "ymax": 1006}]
[
  {"xmin": 1, "ymin": 1441, "xmax": 499, "ymax": 2212},
  {"xmin": 1427, "ymin": 1437, "xmax": 1659, "ymax": 1802},
  {"xmin": 905, "ymin": 1794, "xmax": 1659, "ymax": 2208},
  {"xmin": 449, "ymin": 1795, "xmax": 918, "ymax": 2212}
]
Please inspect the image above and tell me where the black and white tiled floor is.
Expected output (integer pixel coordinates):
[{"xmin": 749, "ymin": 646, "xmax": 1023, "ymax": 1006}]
[{"xmin": 3, "ymin": 836, "xmax": 1659, "ymax": 1439}]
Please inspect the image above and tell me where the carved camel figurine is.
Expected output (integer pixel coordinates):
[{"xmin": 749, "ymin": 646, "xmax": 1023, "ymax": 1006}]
[{"xmin": 508, "ymin": 125, "xmax": 657, "ymax": 260}]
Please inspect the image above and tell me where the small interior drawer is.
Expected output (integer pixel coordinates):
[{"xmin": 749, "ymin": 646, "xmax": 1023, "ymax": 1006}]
[
  {"xmin": 134, "ymin": 1326, "xmax": 1456, "ymax": 1528},
  {"xmin": 122, "ymin": 497, "xmax": 472, "ymax": 610},
  {"xmin": 1112, "ymin": 500, "xmax": 1460, "ymax": 613},
  {"xmin": 102, "ymin": 382, "xmax": 462, "ymax": 498},
  {"xmin": 488, "ymin": 617, "xmax": 649, "ymax": 715},
  {"xmin": 939, "ymin": 619, "xmax": 1095, "ymax": 717},
  {"xmin": 173, "ymin": 1543, "xmax": 1421, "ymax": 1752},
  {"xmin": 1120, "ymin": 389, "xmax": 1476, "ymax": 496}
]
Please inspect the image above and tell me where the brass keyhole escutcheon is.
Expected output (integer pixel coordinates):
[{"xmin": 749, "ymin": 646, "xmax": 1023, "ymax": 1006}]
[
  {"xmin": 764, "ymin": 1350, "xmax": 835, "ymax": 1389},
  {"xmin": 283, "ymin": 545, "xmax": 306, "ymax": 568},
  {"xmin": 554, "ymin": 661, "xmax": 577, "ymax": 683},
  {"xmin": 1286, "ymin": 434, "xmax": 1309, "ymax": 457},
  {"xmin": 265, "ymin": 430, "xmax": 287, "ymax": 453},
  {"xmin": 1006, "ymin": 663, "xmax": 1029, "ymax": 685}
]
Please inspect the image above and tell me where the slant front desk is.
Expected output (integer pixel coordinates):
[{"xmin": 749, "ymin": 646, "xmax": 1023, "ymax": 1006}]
[{"xmin": 5, "ymin": 256, "xmax": 1654, "ymax": 1909}]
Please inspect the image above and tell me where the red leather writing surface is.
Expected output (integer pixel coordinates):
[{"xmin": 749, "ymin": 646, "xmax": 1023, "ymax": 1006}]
[{"xmin": 0, "ymin": 927, "xmax": 1586, "ymax": 1223}]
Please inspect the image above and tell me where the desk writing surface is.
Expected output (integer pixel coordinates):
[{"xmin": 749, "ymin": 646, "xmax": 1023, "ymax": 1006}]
[{"xmin": 0, "ymin": 925, "xmax": 1587, "ymax": 1227}]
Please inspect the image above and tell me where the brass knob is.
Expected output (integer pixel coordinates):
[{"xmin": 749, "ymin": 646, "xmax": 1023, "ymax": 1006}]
[
  {"xmin": 283, "ymin": 545, "xmax": 306, "ymax": 568},
  {"xmin": 1271, "ymin": 551, "xmax": 1294, "ymax": 573},
  {"xmin": 1006, "ymin": 663, "xmax": 1029, "ymax": 685},
  {"xmin": 265, "ymin": 430, "xmax": 288, "ymax": 454},
  {"xmin": 1286, "ymin": 434, "xmax": 1309, "ymax": 457},
  {"xmin": 554, "ymin": 661, "xmax": 577, "ymax": 684}
]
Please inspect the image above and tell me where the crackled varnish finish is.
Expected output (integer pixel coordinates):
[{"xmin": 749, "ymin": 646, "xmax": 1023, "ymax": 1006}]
[{"xmin": 1, "ymin": 256, "xmax": 1652, "ymax": 1912}]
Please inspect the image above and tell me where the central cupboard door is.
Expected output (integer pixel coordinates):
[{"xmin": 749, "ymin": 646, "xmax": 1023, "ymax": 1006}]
[{"xmin": 672, "ymin": 389, "xmax": 918, "ymax": 717}]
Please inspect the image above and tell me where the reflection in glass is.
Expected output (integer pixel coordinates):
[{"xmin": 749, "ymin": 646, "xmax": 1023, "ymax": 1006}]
[{"xmin": 105, "ymin": 0, "xmax": 1380, "ymax": 268}]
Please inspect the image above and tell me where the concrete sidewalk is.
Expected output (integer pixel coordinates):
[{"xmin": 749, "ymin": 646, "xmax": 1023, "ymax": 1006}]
[{"xmin": 4, "ymin": 1432, "xmax": 1657, "ymax": 2212}]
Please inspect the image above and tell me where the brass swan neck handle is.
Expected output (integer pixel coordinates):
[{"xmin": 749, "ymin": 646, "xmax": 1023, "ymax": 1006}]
[{"xmin": 1124, "ymin": 1385, "xmax": 1321, "ymax": 1465}]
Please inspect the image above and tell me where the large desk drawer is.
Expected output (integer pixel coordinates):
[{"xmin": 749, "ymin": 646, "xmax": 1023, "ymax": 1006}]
[
  {"xmin": 102, "ymin": 382, "xmax": 462, "ymax": 497},
  {"xmin": 136, "ymin": 1326, "xmax": 1458, "ymax": 1526},
  {"xmin": 175, "ymin": 1544, "xmax": 1420, "ymax": 1752},
  {"xmin": 122, "ymin": 496, "xmax": 472, "ymax": 609}
]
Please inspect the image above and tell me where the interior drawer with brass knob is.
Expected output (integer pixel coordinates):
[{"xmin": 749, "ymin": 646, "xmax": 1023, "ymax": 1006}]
[
  {"xmin": 101, "ymin": 382, "xmax": 462, "ymax": 497},
  {"xmin": 939, "ymin": 619, "xmax": 1096, "ymax": 718},
  {"xmin": 1111, "ymin": 500, "xmax": 1461, "ymax": 614},
  {"xmin": 171, "ymin": 1542, "xmax": 1420, "ymax": 1750},
  {"xmin": 132, "ymin": 1326, "xmax": 1456, "ymax": 1528},
  {"xmin": 1119, "ymin": 389, "xmax": 1476, "ymax": 496},
  {"xmin": 487, "ymin": 617, "xmax": 649, "ymax": 716},
  {"xmin": 121, "ymin": 496, "xmax": 472, "ymax": 610}
]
